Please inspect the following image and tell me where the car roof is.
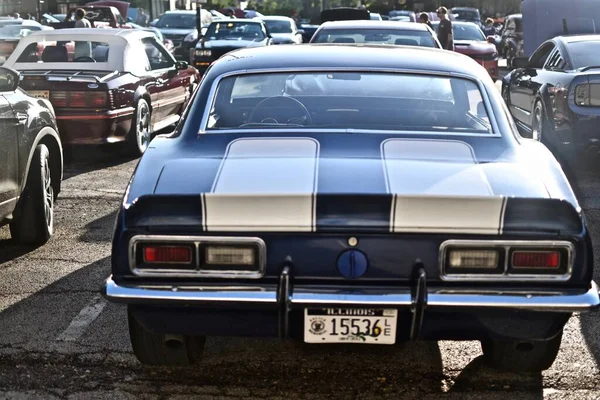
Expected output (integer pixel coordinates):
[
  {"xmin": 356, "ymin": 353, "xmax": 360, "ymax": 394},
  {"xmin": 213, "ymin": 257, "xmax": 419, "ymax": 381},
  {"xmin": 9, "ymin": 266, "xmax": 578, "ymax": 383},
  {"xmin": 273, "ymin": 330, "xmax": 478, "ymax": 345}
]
[
  {"xmin": 257, "ymin": 15, "xmax": 294, "ymax": 21},
  {"xmin": 164, "ymin": 10, "xmax": 196, "ymax": 14},
  {"xmin": 210, "ymin": 44, "xmax": 489, "ymax": 80},
  {"xmin": 452, "ymin": 7, "xmax": 479, "ymax": 11},
  {"xmin": 319, "ymin": 20, "xmax": 430, "ymax": 31},
  {"xmin": 555, "ymin": 34, "xmax": 600, "ymax": 44},
  {"xmin": 431, "ymin": 20, "xmax": 478, "ymax": 27},
  {"xmin": 210, "ymin": 19, "xmax": 264, "ymax": 24},
  {"xmin": 25, "ymin": 28, "xmax": 154, "ymax": 40}
]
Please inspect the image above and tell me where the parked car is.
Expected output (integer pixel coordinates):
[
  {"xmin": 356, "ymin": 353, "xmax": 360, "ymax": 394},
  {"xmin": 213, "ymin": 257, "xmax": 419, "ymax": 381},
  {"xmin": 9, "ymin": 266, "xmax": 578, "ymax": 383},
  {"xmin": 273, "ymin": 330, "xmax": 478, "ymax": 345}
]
[
  {"xmin": 388, "ymin": 10, "xmax": 416, "ymax": 22},
  {"xmin": 451, "ymin": 6, "xmax": 483, "ymax": 29},
  {"xmin": 129, "ymin": 22, "xmax": 174, "ymax": 53},
  {"xmin": 255, "ymin": 16, "xmax": 304, "ymax": 44},
  {"xmin": 299, "ymin": 23, "xmax": 319, "ymax": 42},
  {"xmin": 3, "ymin": 29, "xmax": 199, "ymax": 157},
  {"xmin": 103, "ymin": 44, "xmax": 600, "ymax": 372},
  {"xmin": 154, "ymin": 10, "xmax": 212, "ymax": 60},
  {"xmin": 369, "ymin": 12, "xmax": 383, "ymax": 21},
  {"xmin": 83, "ymin": 3, "xmax": 132, "ymax": 29},
  {"xmin": 311, "ymin": 20, "xmax": 441, "ymax": 49},
  {"xmin": 502, "ymin": 35, "xmax": 600, "ymax": 160},
  {"xmin": 501, "ymin": 13, "xmax": 523, "ymax": 68},
  {"xmin": 0, "ymin": 66, "xmax": 63, "ymax": 245},
  {"xmin": 432, "ymin": 21, "xmax": 498, "ymax": 80},
  {"xmin": 0, "ymin": 23, "xmax": 53, "ymax": 65},
  {"xmin": 320, "ymin": 7, "xmax": 370, "ymax": 23},
  {"xmin": 194, "ymin": 20, "xmax": 272, "ymax": 74}
]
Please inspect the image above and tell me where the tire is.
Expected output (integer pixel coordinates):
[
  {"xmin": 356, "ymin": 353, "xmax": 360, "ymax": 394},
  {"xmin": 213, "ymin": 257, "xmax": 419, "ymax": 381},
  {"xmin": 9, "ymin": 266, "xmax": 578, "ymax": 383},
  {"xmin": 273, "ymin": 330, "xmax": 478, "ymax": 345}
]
[
  {"xmin": 128, "ymin": 308, "xmax": 206, "ymax": 366},
  {"xmin": 501, "ymin": 84, "xmax": 510, "ymax": 107},
  {"xmin": 532, "ymin": 101, "xmax": 547, "ymax": 142},
  {"xmin": 9, "ymin": 144, "xmax": 54, "ymax": 245},
  {"xmin": 481, "ymin": 331, "xmax": 563, "ymax": 373},
  {"xmin": 127, "ymin": 99, "xmax": 152, "ymax": 157}
]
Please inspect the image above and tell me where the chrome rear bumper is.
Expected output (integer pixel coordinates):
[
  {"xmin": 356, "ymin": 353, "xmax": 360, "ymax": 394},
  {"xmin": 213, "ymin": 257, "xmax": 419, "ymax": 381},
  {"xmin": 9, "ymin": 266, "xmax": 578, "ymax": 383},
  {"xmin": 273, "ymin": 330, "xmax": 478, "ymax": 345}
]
[{"xmin": 103, "ymin": 275, "xmax": 600, "ymax": 313}]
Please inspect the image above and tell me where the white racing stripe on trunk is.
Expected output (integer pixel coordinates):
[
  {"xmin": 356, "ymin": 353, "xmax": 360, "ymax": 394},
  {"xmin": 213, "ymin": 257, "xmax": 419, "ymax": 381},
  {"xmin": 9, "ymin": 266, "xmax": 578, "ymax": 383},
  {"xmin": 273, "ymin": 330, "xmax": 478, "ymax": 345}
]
[
  {"xmin": 203, "ymin": 138, "xmax": 319, "ymax": 232},
  {"xmin": 382, "ymin": 138, "xmax": 505, "ymax": 234}
]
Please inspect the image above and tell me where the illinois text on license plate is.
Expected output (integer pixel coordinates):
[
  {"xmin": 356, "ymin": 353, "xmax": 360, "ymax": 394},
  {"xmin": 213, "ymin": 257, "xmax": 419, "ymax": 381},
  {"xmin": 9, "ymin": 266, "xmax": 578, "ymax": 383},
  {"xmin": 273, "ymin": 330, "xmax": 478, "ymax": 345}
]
[{"xmin": 304, "ymin": 309, "xmax": 397, "ymax": 344}]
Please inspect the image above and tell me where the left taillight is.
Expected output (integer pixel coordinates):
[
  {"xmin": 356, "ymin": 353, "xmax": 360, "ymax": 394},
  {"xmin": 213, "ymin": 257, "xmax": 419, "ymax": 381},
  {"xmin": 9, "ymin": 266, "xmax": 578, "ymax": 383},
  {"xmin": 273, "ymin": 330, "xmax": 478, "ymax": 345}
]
[
  {"xmin": 143, "ymin": 245, "xmax": 193, "ymax": 264},
  {"xmin": 50, "ymin": 91, "xmax": 111, "ymax": 108}
]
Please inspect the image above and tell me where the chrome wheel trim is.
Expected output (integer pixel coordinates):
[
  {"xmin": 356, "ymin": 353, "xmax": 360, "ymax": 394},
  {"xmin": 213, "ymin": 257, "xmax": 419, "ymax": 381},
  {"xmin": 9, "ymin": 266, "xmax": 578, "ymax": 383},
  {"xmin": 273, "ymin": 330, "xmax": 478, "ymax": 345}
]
[
  {"xmin": 532, "ymin": 106, "xmax": 542, "ymax": 142},
  {"xmin": 136, "ymin": 102, "xmax": 151, "ymax": 154},
  {"xmin": 43, "ymin": 156, "xmax": 54, "ymax": 235}
]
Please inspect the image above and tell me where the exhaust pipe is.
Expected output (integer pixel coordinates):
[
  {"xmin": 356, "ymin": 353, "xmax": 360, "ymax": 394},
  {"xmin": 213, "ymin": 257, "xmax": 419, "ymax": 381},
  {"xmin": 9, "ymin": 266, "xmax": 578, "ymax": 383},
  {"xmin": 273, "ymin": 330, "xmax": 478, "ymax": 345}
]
[{"xmin": 163, "ymin": 334, "xmax": 185, "ymax": 349}]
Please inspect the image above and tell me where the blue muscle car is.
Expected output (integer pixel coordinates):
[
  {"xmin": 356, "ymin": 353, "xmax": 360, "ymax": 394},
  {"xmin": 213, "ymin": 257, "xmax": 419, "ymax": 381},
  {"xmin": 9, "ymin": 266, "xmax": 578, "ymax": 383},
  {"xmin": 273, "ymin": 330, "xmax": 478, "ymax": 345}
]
[{"xmin": 103, "ymin": 45, "xmax": 600, "ymax": 372}]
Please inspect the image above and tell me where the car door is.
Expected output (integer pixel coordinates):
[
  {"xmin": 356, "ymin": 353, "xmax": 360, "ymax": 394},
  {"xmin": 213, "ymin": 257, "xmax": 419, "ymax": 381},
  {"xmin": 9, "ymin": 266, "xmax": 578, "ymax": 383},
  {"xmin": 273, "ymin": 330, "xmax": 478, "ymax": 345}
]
[
  {"xmin": 509, "ymin": 42, "xmax": 555, "ymax": 125},
  {"xmin": 141, "ymin": 37, "xmax": 185, "ymax": 125},
  {"xmin": 0, "ymin": 93, "xmax": 19, "ymax": 218}
]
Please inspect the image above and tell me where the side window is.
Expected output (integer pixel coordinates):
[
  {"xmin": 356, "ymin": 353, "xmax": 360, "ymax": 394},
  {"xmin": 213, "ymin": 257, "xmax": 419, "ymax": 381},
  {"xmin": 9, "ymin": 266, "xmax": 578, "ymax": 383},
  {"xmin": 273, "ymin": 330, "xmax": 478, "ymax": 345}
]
[
  {"xmin": 142, "ymin": 38, "xmax": 174, "ymax": 70},
  {"xmin": 546, "ymin": 49, "xmax": 567, "ymax": 70},
  {"xmin": 505, "ymin": 19, "xmax": 515, "ymax": 32},
  {"xmin": 529, "ymin": 43, "xmax": 555, "ymax": 68}
]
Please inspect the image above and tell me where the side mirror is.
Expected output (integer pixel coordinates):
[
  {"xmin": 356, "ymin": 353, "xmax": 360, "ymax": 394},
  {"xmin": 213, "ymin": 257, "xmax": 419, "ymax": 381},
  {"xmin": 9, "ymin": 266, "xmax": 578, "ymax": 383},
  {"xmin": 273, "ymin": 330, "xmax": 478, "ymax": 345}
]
[
  {"xmin": 486, "ymin": 35, "xmax": 495, "ymax": 43},
  {"xmin": 297, "ymin": 29, "xmax": 305, "ymax": 35},
  {"xmin": 0, "ymin": 66, "xmax": 19, "ymax": 92},
  {"xmin": 512, "ymin": 56, "xmax": 530, "ymax": 69},
  {"xmin": 176, "ymin": 60, "xmax": 188, "ymax": 70}
]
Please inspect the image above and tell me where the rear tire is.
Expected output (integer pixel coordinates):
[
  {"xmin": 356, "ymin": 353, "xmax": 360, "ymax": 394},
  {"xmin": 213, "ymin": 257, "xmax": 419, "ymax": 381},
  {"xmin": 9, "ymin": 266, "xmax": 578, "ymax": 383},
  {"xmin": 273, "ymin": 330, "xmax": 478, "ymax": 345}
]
[
  {"xmin": 127, "ymin": 99, "xmax": 152, "ymax": 157},
  {"xmin": 9, "ymin": 144, "xmax": 54, "ymax": 245},
  {"xmin": 128, "ymin": 308, "xmax": 206, "ymax": 366},
  {"xmin": 481, "ymin": 331, "xmax": 563, "ymax": 373}
]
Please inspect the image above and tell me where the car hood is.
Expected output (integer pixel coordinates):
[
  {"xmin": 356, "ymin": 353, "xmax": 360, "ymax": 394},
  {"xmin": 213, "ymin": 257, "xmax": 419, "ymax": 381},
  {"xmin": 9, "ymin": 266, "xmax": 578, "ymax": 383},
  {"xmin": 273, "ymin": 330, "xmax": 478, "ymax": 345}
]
[
  {"xmin": 124, "ymin": 135, "xmax": 580, "ymax": 234},
  {"xmin": 200, "ymin": 39, "xmax": 264, "ymax": 49},
  {"xmin": 454, "ymin": 40, "xmax": 496, "ymax": 54},
  {"xmin": 158, "ymin": 28, "xmax": 194, "ymax": 36}
]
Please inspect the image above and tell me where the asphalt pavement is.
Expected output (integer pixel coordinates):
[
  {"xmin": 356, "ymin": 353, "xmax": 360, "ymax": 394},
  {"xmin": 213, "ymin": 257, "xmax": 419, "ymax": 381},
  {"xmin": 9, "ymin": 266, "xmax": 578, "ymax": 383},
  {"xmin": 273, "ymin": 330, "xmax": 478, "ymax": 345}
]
[{"xmin": 1, "ymin": 70, "xmax": 600, "ymax": 399}]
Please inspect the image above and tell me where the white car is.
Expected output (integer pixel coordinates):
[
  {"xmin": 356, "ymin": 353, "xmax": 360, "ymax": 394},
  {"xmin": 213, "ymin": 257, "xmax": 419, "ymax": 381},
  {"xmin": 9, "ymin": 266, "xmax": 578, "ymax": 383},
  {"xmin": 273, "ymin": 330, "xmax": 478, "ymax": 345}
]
[
  {"xmin": 369, "ymin": 12, "xmax": 383, "ymax": 21},
  {"xmin": 255, "ymin": 16, "xmax": 304, "ymax": 44}
]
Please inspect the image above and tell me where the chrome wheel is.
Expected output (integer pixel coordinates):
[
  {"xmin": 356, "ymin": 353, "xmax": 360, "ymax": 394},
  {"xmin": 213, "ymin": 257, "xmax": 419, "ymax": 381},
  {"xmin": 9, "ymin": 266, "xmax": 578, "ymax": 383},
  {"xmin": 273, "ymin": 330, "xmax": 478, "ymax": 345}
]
[
  {"xmin": 136, "ymin": 101, "xmax": 151, "ymax": 154},
  {"xmin": 43, "ymin": 156, "xmax": 54, "ymax": 235},
  {"xmin": 532, "ymin": 105, "xmax": 543, "ymax": 142}
]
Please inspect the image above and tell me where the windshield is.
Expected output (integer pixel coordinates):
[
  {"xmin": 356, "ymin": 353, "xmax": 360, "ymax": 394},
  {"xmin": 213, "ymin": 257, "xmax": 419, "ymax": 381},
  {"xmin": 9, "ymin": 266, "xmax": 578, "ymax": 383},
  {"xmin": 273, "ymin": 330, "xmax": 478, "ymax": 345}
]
[
  {"xmin": 156, "ymin": 13, "xmax": 196, "ymax": 29},
  {"xmin": 207, "ymin": 72, "xmax": 491, "ymax": 133},
  {"xmin": 435, "ymin": 23, "xmax": 485, "ymax": 41},
  {"xmin": 313, "ymin": 28, "xmax": 437, "ymax": 47},
  {"xmin": 0, "ymin": 26, "xmax": 35, "ymax": 38},
  {"xmin": 205, "ymin": 22, "xmax": 265, "ymax": 40},
  {"xmin": 263, "ymin": 19, "xmax": 292, "ymax": 34},
  {"xmin": 567, "ymin": 41, "xmax": 600, "ymax": 69},
  {"xmin": 453, "ymin": 10, "xmax": 480, "ymax": 21}
]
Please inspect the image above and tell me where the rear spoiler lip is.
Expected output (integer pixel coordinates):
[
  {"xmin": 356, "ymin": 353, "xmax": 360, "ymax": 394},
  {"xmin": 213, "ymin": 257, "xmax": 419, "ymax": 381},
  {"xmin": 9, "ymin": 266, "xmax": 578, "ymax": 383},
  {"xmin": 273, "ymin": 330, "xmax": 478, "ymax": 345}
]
[
  {"xmin": 123, "ymin": 193, "xmax": 584, "ymax": 236},
  {"xmin": 19, "ymin": 69, "xmax": 120, "ymax": 82}
]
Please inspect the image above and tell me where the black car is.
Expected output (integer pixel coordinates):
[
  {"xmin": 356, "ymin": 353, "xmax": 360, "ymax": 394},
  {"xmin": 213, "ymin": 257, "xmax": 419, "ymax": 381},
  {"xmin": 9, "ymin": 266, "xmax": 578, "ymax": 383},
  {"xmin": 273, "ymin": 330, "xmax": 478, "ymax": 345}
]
[
  {"xmin": 320, "ymin": 7, "xmax": 370, "ymax": 23},
  {"xmin": 0, "ymin": 66, "xmax": 63, "ymax": 245},
  {"xmin": 194, "ymin": 20, "xmax": 271, "ymax": 74},
  {"xmin": 502, "ymin": 35, "xmax": 600, "ymax": 159}
]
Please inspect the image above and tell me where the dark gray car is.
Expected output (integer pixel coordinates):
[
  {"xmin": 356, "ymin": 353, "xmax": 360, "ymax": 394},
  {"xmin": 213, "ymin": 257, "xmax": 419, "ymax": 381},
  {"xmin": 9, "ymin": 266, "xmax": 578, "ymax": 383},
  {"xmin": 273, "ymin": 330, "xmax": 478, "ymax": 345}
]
[{"xmin": 0, "ymin": 66, "xmax": 63, "ymax": 245}]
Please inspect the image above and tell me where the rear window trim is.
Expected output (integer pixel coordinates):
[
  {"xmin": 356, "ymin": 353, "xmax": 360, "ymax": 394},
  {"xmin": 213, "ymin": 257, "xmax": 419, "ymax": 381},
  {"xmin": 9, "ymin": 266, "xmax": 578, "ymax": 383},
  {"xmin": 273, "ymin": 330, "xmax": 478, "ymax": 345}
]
[{"xmin": 199, "ymin": 67, "xmax": 501, "ymax": 137}]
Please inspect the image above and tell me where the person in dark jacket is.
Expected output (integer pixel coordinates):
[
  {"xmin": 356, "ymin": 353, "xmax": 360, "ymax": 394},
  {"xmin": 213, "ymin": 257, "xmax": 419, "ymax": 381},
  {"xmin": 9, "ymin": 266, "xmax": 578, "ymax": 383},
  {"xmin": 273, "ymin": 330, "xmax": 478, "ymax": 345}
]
[{"xmin": 436, "ymin": 6, "xmax": 454, "ymax": 51}]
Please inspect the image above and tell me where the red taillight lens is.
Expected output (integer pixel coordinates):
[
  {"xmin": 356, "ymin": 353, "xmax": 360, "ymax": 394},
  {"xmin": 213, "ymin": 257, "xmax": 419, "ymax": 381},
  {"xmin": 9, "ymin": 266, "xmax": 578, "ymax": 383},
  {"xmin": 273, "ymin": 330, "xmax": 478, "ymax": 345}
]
[
  {"xmin": 143, "ymin": 245, "xmax": 193, "ymax": 264},
  {"xmin": 49, "ymin": 91, "xmax": 109, "ymax": 108},
  {"xmin": 512, "ymin": 251, "xmax": 560, "ymax": 269}
]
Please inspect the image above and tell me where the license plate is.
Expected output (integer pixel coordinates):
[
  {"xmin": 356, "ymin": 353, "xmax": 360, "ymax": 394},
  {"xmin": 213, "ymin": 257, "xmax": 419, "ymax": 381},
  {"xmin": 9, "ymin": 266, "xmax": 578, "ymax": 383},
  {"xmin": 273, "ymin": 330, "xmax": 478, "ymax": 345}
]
[
  {"xmin": 304, "ymin": 308, "xmax": 397, "ymax": 344},
  {"xmin": 28, "ymin": 90, "xmax": 49, "ymax": 99}
]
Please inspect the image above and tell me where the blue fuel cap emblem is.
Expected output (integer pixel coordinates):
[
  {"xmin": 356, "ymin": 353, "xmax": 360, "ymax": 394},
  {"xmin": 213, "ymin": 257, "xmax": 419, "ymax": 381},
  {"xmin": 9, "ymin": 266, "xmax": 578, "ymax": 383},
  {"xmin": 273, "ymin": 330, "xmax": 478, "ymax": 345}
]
[{"xmin": 337, "ymin": 249, "xmax": 368, "ymax": 279}]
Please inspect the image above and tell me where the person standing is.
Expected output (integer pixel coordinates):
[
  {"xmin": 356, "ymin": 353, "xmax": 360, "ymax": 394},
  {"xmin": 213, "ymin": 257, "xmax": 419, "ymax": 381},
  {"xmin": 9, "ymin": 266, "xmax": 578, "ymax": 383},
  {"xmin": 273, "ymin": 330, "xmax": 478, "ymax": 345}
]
[
  {"xmin": 74, "ymin": 8, "xmax": 91, "ymax": 28},
  {"xmin": 483, "ymin": 18, "xmax": 496, "ymax": 36},
  {"xmin": 418, "ymin": 12, "xmax": 433, "ymax": 30},
  {"xmin": 436, "ymin": 6, "xmax": 454, "ymax": 51},
  {"xmin": 136, "ymin": 8, "xmax": 149, "ymax": 26}
]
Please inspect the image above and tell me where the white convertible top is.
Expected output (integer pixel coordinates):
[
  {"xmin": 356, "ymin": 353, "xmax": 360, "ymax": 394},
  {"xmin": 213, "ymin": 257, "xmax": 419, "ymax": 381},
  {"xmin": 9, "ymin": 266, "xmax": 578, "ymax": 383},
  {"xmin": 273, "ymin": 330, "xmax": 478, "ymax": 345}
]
[{"xmin": 4, "ymin": 28, "xmax": 156, "ymax": 72}]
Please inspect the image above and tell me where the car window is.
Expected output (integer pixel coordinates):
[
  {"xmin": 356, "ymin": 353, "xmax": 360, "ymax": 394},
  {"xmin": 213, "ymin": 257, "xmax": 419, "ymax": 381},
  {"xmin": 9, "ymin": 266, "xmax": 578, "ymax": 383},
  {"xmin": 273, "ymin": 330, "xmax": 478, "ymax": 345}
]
[
  {"xmin": 204, "ymin": 21, "xmax": 266, "ymax": 41},
  {"xmin": 14, "ymin": 40, "xmax": 111, "ymax": 63},
  {"xmin": 155, "ymin": 13, "xmax": 196, "ymax": 29},
  {"xmin": 545, "ymin": 49, "xmax": 567, "ymax": 70},
  {"xmin": 447, "ymin": 24, "xmax": 486, "ymax": 41},
  {"xmin": 207, "ymin": 72, "xmax": 492, "ymax": 134},
  {"xmin": 263, "ymin": 19, "xmax": 292, "ymax": 34},
  {"xmin": 142, "ymin": 38, "xmax": 174, "ymax": 70},
  {"xmin": 566, "ymin": 41, "xmax": 600, "ymax": 69},
  {"xmin": 529, "ymin": 43, "xmax": 555, "ymax": 68},
  {"xmin": 313, "ymin": 28, "xmax": 438, "ymax": 48}
]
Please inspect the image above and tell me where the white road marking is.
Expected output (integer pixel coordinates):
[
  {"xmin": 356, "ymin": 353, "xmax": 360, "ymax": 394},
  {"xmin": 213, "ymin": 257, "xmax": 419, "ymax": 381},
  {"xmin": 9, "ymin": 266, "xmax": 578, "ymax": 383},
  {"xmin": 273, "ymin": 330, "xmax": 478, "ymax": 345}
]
[{"xmin": 56, "ymin": 295, "xmax": 107, "ymax": 342}]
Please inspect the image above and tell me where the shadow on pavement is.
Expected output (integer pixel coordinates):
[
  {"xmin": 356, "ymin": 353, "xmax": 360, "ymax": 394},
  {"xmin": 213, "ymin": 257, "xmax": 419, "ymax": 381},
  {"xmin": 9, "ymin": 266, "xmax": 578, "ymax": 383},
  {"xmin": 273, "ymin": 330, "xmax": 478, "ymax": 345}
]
[
  {"xmin": 63, "ymin": 144, "xmax": 138, "ymax": 180},
  {"xmin": 79, "ymin": 210, "xmax": 118, "ymax": 243},
  {"xmin": 0, "ymin": 239, "xmax": 39, "ymax": 265}
]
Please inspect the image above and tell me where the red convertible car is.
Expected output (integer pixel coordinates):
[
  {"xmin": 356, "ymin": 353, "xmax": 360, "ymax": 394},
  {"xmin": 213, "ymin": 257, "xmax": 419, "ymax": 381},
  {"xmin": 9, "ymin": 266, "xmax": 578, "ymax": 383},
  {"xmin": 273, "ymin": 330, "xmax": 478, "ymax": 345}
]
[
  {"xmin": 432, "ymin": 20, "xmax": 499, "ymax": 81},
  {"xmin": 4, "ymin": 28, "xmax": 199, "ymax": 156}
]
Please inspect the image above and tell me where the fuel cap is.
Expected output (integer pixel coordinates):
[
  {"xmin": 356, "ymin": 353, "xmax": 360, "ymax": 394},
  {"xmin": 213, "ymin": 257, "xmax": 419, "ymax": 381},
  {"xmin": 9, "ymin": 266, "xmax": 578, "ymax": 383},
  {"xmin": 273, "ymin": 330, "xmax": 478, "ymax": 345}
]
[{"xmin": 337, "ymin": 249, "xmax": 368, "ymax": 279}]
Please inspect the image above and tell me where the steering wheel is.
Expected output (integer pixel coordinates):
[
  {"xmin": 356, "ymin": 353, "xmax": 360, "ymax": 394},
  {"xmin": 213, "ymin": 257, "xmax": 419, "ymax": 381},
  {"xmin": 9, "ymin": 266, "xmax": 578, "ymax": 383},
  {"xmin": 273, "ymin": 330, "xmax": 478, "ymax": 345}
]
[
  {"xmin": 73, "ymin": 56, "xmax": 96, "ymax": 62},
  {"xmin": 248, "ymin": 96, "xmax": 312, "ymax": 125}
]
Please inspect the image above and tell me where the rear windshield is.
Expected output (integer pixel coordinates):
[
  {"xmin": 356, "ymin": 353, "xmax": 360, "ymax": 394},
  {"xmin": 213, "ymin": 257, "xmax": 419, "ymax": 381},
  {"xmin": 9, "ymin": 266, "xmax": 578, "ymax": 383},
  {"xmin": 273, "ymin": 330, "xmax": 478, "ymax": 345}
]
[
  {"xmin": 262, "ymin": 19, "xmax": 292, "ymax": 34},
  {"xmin": 205, "ymin": 22, "xmax": 266, "ymax": 40},
  {"xmin": 453, "ymin": 10, "xmax": 480, "ymax": 21},
  {"xmin": 15, "ymin": 41, "xmax": 111, "ymax": 63},
  {"xmin": 156, "ymin": 13, "xmax": 196, "ymax": 29},
  {"xmin": 207, "ymin": 72, "xmax": 492, "ymax": 133},
  {"xmin": 566, "ymin": 41, "xmax": 600, "ymax": 69},
  {"xmin": 434, "ymin": 23, "xmax": 485, "ymax": 41},
  {"xmin": 313, "ymin": 28, "xmax": 437, "ymax": 48}
]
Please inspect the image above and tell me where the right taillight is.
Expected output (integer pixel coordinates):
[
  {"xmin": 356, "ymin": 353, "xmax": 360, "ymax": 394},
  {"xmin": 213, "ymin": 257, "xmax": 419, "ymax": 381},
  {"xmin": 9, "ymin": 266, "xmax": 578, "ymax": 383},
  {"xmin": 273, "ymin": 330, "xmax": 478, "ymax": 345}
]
[{"xmin": 512, "ymin": 250, "xmax": 560, "ymax": 269}]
